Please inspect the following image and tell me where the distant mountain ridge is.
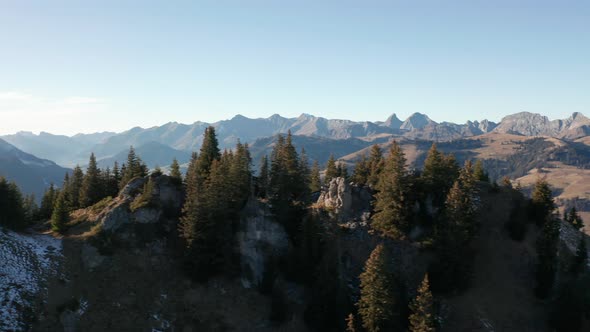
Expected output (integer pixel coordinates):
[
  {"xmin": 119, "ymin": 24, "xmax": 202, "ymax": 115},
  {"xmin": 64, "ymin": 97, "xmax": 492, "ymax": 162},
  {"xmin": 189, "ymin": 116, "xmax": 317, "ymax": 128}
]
[
  {"xmin": 2, "ymin": 111, "xmax": 588, "ymax": 170},
  {"xmin": 0, "ymin": 138, "xmax": 70, "ymax": 198}
]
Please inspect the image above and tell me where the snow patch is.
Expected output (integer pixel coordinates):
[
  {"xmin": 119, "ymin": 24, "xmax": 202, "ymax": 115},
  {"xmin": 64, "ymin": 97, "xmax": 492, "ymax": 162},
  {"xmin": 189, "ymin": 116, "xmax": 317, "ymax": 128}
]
[{"xmin": 0, "ymin": 228, "xmax": 62, "ymax": 331}]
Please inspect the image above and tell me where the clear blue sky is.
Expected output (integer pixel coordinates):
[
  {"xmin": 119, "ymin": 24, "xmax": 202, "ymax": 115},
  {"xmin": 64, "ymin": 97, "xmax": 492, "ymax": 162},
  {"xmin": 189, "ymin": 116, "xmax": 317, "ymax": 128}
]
[{"xmin": 1, "ymin": 0, "xmax": 589, "ymax": 135}]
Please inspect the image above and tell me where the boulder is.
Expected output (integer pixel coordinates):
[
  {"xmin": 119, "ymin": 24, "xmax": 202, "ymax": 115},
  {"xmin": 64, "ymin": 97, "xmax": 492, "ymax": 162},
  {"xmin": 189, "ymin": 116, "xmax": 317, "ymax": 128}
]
[{"xmin": 316, "ymin": 177, "xmax": 372, "ymax": 222}]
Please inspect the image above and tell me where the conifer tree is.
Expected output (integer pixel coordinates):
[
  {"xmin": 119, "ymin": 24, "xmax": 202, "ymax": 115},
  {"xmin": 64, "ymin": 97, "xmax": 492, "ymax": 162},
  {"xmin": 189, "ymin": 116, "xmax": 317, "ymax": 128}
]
[
  {"xmin": 367, "ymin": 145, "xmax": 384, "ymax": 188},
  {"xmin": 352, "ymin": 154, "xmax": 370, "ymax": 185},
  {"xmin": 371, "ymin": 141, "xmax": 412, "ymax": 240},
  {"xmin": 68, "ymin": 165, "xmax": 84, "ymax": 209},
  {"xmin": 409, "ymin": 274, "xmax": 436, "ymax": 332},
  {"xmin": 196, "ymin": 126, "xmax": 221, "ymax": 179},
  {"xmin": 0, "ymin": 178, "xmax": 26, "ymax": 229},
  {"xmin": 51, "ymin": 191, "xmax": 68, "ymax": 233},
  {"xmin": 325, "ymin": 154, "xmax": 339, "ymax": 184},
  {"xmin": 120, "ymin": 146, "xmax": 148, "ymax": 187},
  {"xmin": 421, "ymin": 143, "xmax": 459, "ymax": 205},
  {"xmin": 152, "ymin": 165, "xmax": 163, "ymax": 176},
  {"xmin": 358, "ymin": 244, "xmax": 398, "ymax": 332},
  {"xmin": 309, "ymin": 160, "xmax": 322, "ymax": 193},
  {"xmin": 473, "ymin": 159, "xmax": 489, "ymax": 182},
  {"xmin": 299, "ymin": 148, "xmax": 311, "ymax": 195},
  {"xmin": 40, "ymin": 183, "xmax": 57, "ymax": 220},
  {"xmin": 169, "ymin": 158, "xmax": 182, "ymax": 184},
  {"xmin": 531, "ymin": 178, "xmax": 555, "ymax": 226},
  {"xmin": 566, "ymin": 207, "xmax": 584, "ymax": 230},
  {"xmin": 337, "ymin": 162, "xmax": 349, "ymax": 180},
  {"xmin": 80, "ymin": 153, "xmax": 102, "ymax": 207},
  {"xmin": 23, "ymin": 194, "xmax": 39, "ymax": 225},
  {"xmin": 535, "ymin": 216, "xmax": 560, "ymax": 298},
  {"xmin": 258, "ymin": 155, "xmax": 269, "ymax": 198}
]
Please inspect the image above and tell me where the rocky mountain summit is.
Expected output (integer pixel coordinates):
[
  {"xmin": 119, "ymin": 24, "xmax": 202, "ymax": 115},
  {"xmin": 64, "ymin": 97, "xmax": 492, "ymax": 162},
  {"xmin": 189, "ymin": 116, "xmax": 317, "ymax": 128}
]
[{"xmin": 494, "ymin": 111, "xmax": 590, "ymax": 138}]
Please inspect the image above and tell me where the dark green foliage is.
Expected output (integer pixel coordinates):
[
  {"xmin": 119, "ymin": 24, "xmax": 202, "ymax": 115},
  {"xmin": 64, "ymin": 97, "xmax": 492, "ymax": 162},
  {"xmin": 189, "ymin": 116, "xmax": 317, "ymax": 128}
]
[
  {"xmin": 473, "ymin": 159, "xmax": 489, "ymax": 182},
  {"xmin": 68, "ymin": 165, "xmax": 84, "ymax": 209},
  {"xmin": 23, "ymin": 193, "xmax": 39, "ymax": 225},
  {"xmin": 51, "ymin": 191, "xmax": 69, "ymax": 233},
  {"xmin": 531, "ymin": 178, "xmax": 555, "ymax": 226},
  {"xmin": 337, "ymin": 162, "xmax": 349, "ymax": 180},
  {"xmin": 79, "ymin": 153, "xmax": 102, "ymax": 208},
  {"xmin": 151, "ymin": 166, "xmax": 163, "ymax": 177},
  {"xmin": 268, "ymin": 132, "xmax": 308, "ymax": 241},
  {"xmin": 367, "ymin": 145, "xmax": 384, "ymax": 188},
  {"xmin": 120, "ymin": 146, "xmax": 148, "ymax": 188},
  {"xmin": 325, "ymin": 154, "xmax": 339, "ymax": 184},
  {"xmin": 179, "ymin": 128, "xmax": 251, "ymax": 281},
  {"xmin": 371, "ymin": 141, "xmax": 412, "ymax": 240},
  {"xmin": 169, "ymin": 158, "xmax": 182, "ymax": 185},
  {"xmin": 430, "ymin": 161, "xmax": 479, "ymax": 293},
  {"xmin": 40, "ymin": 183, "xmax": 58, "ymax": 220},
  {"xmin": 358, "ymin": 244, "xmax": 399, "ymax": 332},
  {"xmin": 535, "ymin": 217, "xmax": 560, "ymax": 299},
  {"xmin": 409, "ymin": 274, "xmax": 436, "ymax": 332},
  {"xmin": 571, "ymin": 237, "xmax": 588, "ymax": 275},
  {"xmin": 421, "ymin": 143, "xmax": 460, "ymax": 207},
  {"xmin": 257, "ymin": 155, "xmax": 270, "ymax": 198},
  {"xmin": 309, "ymin": 160, "xmax": 322, "ymax": 193},
  {"xmin": 351, "ymin": 154, "xmax": 370, "ymax": 185},
  {"xmin": 565, "ymin": 207, "xmax": 584, "ymax": 230},
  {"xmin": 0, "ymin": 177, "xmax": 26, "ymax": 229}
]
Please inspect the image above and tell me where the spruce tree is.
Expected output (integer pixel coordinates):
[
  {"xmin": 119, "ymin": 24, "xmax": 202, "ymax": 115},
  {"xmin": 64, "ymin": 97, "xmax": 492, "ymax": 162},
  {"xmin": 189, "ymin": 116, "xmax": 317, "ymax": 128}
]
[
  {"xmin": 309, "ymin": 160, "xmax": 322, "ymax": 193},
  {"xmin": 566, "ymin": 207, "xmax": 584, "ymax": 230},
  {"xmin": 358, "ymin": 244, "xmax": 398, "ymax": 332},
  {"xmin": 51, "ymin": 191, "xmax": 69, "ymax": 233},
  {"xmin": 473, "ymin": 159, "xmax": 488, "ymax": 182},
  {"xmin": 535, "ymin": 216, "xmax": 560, "ymax": 298},
  {"xmin": 367, "ymin": 145, "xmax": 384, "ymax": 188},
  {"xmin": 23, "ymin": 194, "xmax": 39, "ymax": 225},
  {"xmin": 531, "ymin": 178, "xmax": 555, "ymax": 226},
  {"xmin": 352, "ymin": 154, "xmax": 370, "ymax": 185},
  {"xmin": 409, "ymin": 274, "xmax": 436, "ymax": 332},
  {"xmin": 169, "ymin": 158, "xmax": 182, "ymax": 184},
  {"xmin": 371, "ymin": 141, "xmax": 412, "ymax": 240},
  {"xmin": 79, "ymin": 153, "xmax": 102, "ymax": 207},
  {"xmin": 0, "ymin": 178, "xmax": 26, "ymax": 229},
  {"xmin": 40, "ymin": 183, "xmax": 57, "ymax": 220},
  {"xmin": 325, "ymin": 154, "xmax": 339, "ymax": 184},
  {"xmin": 68, "ymin": 165, "xmax": 84, "ymax": 209},
  {"xmin": 421, "ymin": 143, "xmax": 459, "ymax": 206},
  {"xmin": 258, "ymin": 155, "xmax": 269, "ymax": 198},
  {"xmin": 196, "ymin": 126, "xmax": 221, "ymax": 179},
  {"xmin": 120, "ymin": 146, "xmax": 148, "ymax": 187}
]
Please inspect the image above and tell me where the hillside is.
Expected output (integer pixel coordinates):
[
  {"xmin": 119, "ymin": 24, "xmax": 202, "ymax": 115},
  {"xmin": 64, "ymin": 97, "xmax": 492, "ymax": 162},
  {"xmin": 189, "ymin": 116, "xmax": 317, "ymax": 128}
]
[{"xmin": 0, "ymin": 138, "xmax": 70, "ymax": 198}]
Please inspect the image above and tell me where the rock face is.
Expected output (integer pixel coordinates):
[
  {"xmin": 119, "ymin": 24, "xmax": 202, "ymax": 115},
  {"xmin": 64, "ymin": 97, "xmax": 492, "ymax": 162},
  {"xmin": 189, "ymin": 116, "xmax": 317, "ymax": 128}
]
[
  {"xmin": 237, "ymin": 198, "xmax": 289, "ymax": 288},
  {"xmin": 494, "ymin": 111, "xmax": 590, "ymax": 138},
  {"xmin": 316, "ymin": 177, "xmax": 372, "ymax": 222},
  {"xmin": 82, "ymin": 175, "xmax": 183, "ymax": 243},
  {"xmin": 400, "ymin": 112, "xmax": 437, "ymax": 130}
]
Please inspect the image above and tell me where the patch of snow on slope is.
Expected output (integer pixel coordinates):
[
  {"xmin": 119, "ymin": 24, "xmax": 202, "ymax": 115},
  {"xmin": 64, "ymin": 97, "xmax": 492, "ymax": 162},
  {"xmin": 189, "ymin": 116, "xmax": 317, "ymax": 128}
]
[{"xmin": 0, "ymin": 228, "xmax": 62, "ymax": 331}]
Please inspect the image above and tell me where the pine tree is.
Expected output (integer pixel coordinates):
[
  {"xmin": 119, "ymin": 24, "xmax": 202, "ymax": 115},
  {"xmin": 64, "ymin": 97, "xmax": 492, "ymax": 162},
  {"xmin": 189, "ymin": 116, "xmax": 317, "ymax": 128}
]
[
  {"xmin": 367, "ymin": 145, "xmax": 384, "ymax": 188},
  {"xmin": 23, "ymin": 194, "xmax": 39, "ymax": 225},
  {"xmin": 79, "ymin": 153, "xmax": 102, "ymax": 207},
  {"xmin": 325, "ymin": 154, "xmax": 339, "ymax": 184},
  {"xmin": 196, "ymin": 126, "xmax": 221, "ymax": 179},
  {"xmin": 571, "ymin": 236, "xmax": 588, "ymax": 275},
  {"xmin": 352, "ymin": 154, "xmax": 370, "ymax": 185},
  {"xmin": 120, "ymin": 146, "xmax": 147, "ymax": 187},
  {"xmin": 68, "ymin": 165, "xmax": 84, "ymax": 209},
  {"xmin": 358, "ymin": 244, "xmax": 398, "ymax": 332},
  {"xmin": 531, "ymin": 178, "xmax": 555, "ymax": 226},
  {"xmin": 409, "ymin": 274, "xmax": 435, "ymax": 332},
  {"xmin": 371, "ymin": 141, "xmax": 412, "ymax": 240},
  {"xmin": 421, "ymin": 143, "xmax": 459, "ymax": 206},
  {"xmin": 473, "ymin": 159, "xmax": 489, "ymax": 182},
  {"xmin": 535, "ymin": 216, "xmax": 560, "ymax": 298},
  {"xmin": 566, "ymin": 207, "xmax": 584, "ymax": 230},
  {"xmin": 309, "ymin": 160, "xmax": 322, "ymax": 193},
  {"xmin": 51, "ymin": 191, "xmax": 69, "ymax": 233},
  {"xmin": 0, "ymin": 178, "xmax": 26, "ymax": 229},
  {"xmin": 40, "ymin": 183, "xmax": 57, "ymax": 220},
  {"xmin": 258, "ymin": 155, "xmax": 269, "ymax": 198},
  {"xmin": 169, "ymin": 158, "xmax": 182, "ymax": 184}
]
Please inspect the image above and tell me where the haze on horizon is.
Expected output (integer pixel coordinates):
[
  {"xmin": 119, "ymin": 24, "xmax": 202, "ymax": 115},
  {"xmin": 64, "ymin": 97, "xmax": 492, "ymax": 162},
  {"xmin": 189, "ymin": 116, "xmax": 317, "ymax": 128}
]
[{"xmin": 1, "ymin": 0, "xmax": 589, "ymax": 136}]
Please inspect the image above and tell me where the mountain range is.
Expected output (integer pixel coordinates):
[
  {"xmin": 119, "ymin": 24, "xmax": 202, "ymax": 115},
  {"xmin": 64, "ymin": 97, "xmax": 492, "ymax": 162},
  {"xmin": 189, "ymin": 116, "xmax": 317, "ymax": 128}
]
[
  {"xmin": 2, "ymin": 111, "xmax": 590, "ymax": 172},
  {"xmin": 0, "ymin": 138, "xmax": 70, "ymax": 198}
]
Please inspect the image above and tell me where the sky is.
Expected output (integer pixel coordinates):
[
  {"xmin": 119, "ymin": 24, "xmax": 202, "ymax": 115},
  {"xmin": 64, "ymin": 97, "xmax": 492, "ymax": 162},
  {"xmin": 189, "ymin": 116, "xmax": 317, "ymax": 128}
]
[{"xmin": 0, "ymin": 0, "xmax": 589, "ymax": 135}]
